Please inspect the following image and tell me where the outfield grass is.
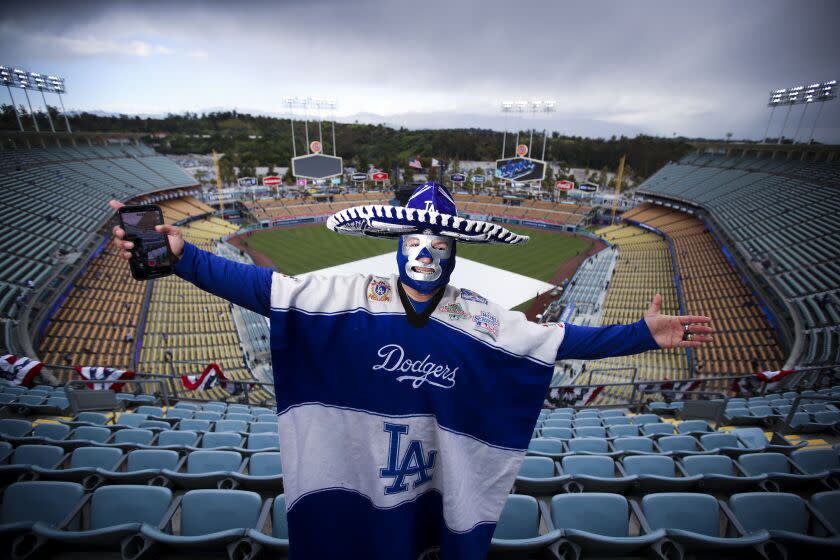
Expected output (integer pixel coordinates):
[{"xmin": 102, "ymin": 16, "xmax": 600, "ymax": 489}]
[{"xmin": 245, "ymin": 224, "xmax": 590, "ymax": 283}]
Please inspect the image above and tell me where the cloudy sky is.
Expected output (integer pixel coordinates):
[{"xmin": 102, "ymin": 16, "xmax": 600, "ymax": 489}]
[{"xmin": 2, "ymin": 0, "xmax": 839, "ymax": 141}]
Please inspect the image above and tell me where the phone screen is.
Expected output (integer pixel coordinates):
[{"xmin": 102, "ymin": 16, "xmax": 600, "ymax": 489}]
[{"xmin": 119, "ymin": 206, "xmax": 175, "ymax": 280}]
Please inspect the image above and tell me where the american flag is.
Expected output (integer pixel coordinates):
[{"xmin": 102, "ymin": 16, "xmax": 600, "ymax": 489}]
[
  {"xmin": 431, "ymin": 158, "xmax": 440, "ymax": 168},
  {"xmin": 76, "ymin": 366, "xmax": 135, "ymax": 391},
  {"xmin": 408, "ymin": 157, "xmax": 423, "ymax": 170},
  {"xmin": 1, "ymin": 354, "xmax": 44, "ymax": 387}
]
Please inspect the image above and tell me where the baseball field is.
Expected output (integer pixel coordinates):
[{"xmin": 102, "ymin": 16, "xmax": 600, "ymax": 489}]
[{"xmin": 241, "ymin": 223, "xmax": 591, "ymax": 283}]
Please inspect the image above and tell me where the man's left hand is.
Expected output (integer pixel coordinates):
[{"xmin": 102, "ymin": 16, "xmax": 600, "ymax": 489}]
[{"xmin": 643, "ymin": 293, "xmax": 713, "ymax": 349}]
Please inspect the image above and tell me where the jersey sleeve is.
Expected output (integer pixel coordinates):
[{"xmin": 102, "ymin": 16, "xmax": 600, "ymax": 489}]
[
  {"xmin": 174, "ymin": 242, "xmax": 273, "ymax": 317},
  {"xmin": 555, "ymin": 319, "xmax": 660, "ymax": 361}
]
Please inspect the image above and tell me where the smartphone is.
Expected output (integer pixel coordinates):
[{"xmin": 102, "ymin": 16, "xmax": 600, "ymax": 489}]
[{"xmin": 118, "ymin": 204, "xmax": 175, "ymax": 280}]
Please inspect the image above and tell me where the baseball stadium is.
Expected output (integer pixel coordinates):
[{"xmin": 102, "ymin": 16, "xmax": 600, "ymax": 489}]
[{"xmin": 1, "ymin": 1, "xmax": 839, "ymax": 559}]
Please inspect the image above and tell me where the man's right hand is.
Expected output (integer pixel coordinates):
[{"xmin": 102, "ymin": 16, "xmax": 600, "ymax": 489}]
[{"xmin": 109, "ymin": 200, "xmax": 185, "ymax": 261}]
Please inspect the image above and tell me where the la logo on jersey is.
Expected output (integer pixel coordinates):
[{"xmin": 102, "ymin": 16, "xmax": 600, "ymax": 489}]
[{"xmin": 380, "ymin": 423, "xmax": 437, "ymax": 495}]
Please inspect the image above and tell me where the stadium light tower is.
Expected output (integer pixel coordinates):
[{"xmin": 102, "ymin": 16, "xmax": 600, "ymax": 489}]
[
  {"xmin": 764, "ymin": 80, "xmax": 836, "ymax": 144},
  {"xmin": 1, "ymin": 65, "xmax": 70, "ymax": 133}
]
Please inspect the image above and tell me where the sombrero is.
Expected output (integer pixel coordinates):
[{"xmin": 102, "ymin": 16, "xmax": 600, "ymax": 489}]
[{"xmin": 326, "ymin": 182, "xmax": 529, "ymax": 244}]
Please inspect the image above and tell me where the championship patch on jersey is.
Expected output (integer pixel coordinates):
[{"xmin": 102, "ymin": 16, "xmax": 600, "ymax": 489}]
[
  {"xmin": 367, "ymin": 279, "xmax": 392, "ymax": 302},
  {"xmin": 540, "ymin": 322, "xmax": 565, "ymax": 329},
  {"xmin": 459, "ymin": 288, "xmax": 487, "ymax": 305},
  {"xmin": 438, "ymin": 302, "xmax": 471, "ymax": 321},
  {"xmin": 472, "ymin": 311, "xmax": 500, "ymax": 340}
]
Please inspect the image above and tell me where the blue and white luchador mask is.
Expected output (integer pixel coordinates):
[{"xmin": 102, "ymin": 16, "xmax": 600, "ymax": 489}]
[{"xmin": 397, "ymin": 233, "xmax": 456, "ymax": 294}]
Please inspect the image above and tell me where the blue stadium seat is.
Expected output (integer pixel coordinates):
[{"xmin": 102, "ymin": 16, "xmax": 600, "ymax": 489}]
[
  {"xmin": 572, "ymin": 418, "xmax": 602, "ymax": 428},
  {"xmin": 164, "ymin": 408, "xmax": 193, "ymax": 421},
  {"xmin": 201, "ymin": 432, "xmax": 243, "ymax": 449},
  {"xmin": 791, "ymin": 448, "xmax": 840, "ymax": 476},
  {"xmin": 201, "ymin": 403, "xmax": 227, "ymax": 414},
  {"xmin": 0, "ymin": 418, "xmax": 32, "ymax": 438},
  {"xmin": 245, "ymin": 495, "xmax": 289, "ymax": 553},
  {"xmin": 527, "ymin": 438, "xmax": 564, "ymax": 458},
  {"xmin": 177, "ymin": 419, "xmax": 211, "ymax": 432},
  {"xmin": 574, "ymin": 426, "xmax": 606, "ymax": 438},
  {"xmin": 246, "ymin": 433, "xmax": 280, "ymax": 451},
  {"xmin": 226, "ymin": 404, "xmax": 251, "ymax": 415},
  {"xmin": 224, "ymin": 413, "xmax": 253, "ymax": 423},
  {"xmin": 0, "ymin": 444, "xmax": 65, "ymax": 484},
  {"xmin": 66, "ymin": 412, "xmax": 111, "ymax": 427},
  {"xmin": 810, "ymin": 491, "xmax": 840, "ymax": 535},
  {"xmin": 567, "ymin": 437, "xmax": 619, "ymax": 457},
  {"xmin": 603, "ymin": 416, "xmax": 632, "ymax": 426},
  {"xmin": 699, "ymin": 433, "xmax": 753, "ymax": 457},
  {"xmin": 156, "ymin": 429, "xmax": 199, "ymax": 449},
  {"xmin": 541, "ymin": 427, "xmax": 572, "ymax": 440},
  {"xmin": 111, "ymin": 428, "xmax": 156, "ymax": 447},
  {"xmin": 737, "ymin": 452, "xmax": 827, "ymax": 491},
  {"xmin": 681, "ymin": 455, "xmax": 766, "ymax": 493},
  {"xmin": 550, "ymin": 493, "xmax": 665, "ymax": 559},
  {"xmin": 641, "ymin": 423, "xmax": 676, "ymax": 437},
  {"xmin": 136, "ymin": 406, "xmax": 164, "ymax": 418},
  {"xmin": 0, "ymin": 481, "xmax": 85, "ymax": 550},
  {"xmin": 612, "ymin": 436, "xmax": 656, "ymax": 455},
  {"xmin": 728, "ymin": 492, "xmax": 840, "ymax": 553},
  {"xmin": 513, "ymin": 456, "xmax": 569, "ymax": 496},
  {"xmin": 29, "ymin": 485, "xmax": 173, "ymax": 553},
  {"xmin": 161, "ymin": 450, "xmax": 244, "ymax": 489},
  {"xmin": 193, "ymin": 410, "xmax": 222, "ymax": 421},
  {"xmin": 731, "ymin": 427, "xmax": 806, "ymax": 454},
  {"xmin": 621, "ymin": 455, "xmax": 701, "ymax": 492},
  {"xmin": 0, "ymin": 441, "xmax": 12, "ymax": 464},
  {"xmin": 561, "ymin": 455, "xmax": 636, "ymax": 493},
  {"xmin": 542, "ymin": 418, "xmax": 572, "ymax": 429},
  {"xmin": 229, "ymin": 452, "xmax": 284, "ymax": 491},
  {"xmin": 71, "ymin": 426, "xmax": 113, "ymax": 444},
  {"xmin": 548, "ymin": 409, "xmax": 573, "ymax": 419},
  {"xmin": 249, "ymin": 422, "xmax": 278, "ymax": 434},
  {"xmin": 655, "ymin": 435, "xmax": 711, "ymax": 456},
  {"xmin": 214, "ymin": 420, "xmax": 247, "ymax": 433},
  {"xmin": 632, "ymin": 414, "xmax": 660, "ymax": 425},
  {"xmin": 575, "ymin": 410, "xmax": 600, "ymax": 419},
  {"xmin": 641, "ymin": 493, "xmax": 769, "ymax": 554},
  {"xmin": 489, "ymin": 494, "xmax": 561, "ymax": 555},
  {"xmin": 116, "ymin": 413, "xmax": 148, "ymax": 428},
  {"xmin": 173, "ymin": 402, "xmax": 199, "ymax": 411},
  {"xmin": 31, "ymin": 446, "xmax": 123, "ymax": 487},
  {"xmin": 139, "ymin": 420, "xmax": 171, "ymax": 431},
  {"xmin": 676, "ymin": 420, "xmax": 712, "ymax": 435},
  {"xmin": 608, "ymin": 425, "xmax": 640, "ymax": 438},
  {"xmin": 100, "ymin": 449, "xmax": 182, "ymax": 485},
  {"xmin": 600, "ymin": 410, "xmax": 626, "ymax": 418},
  {"xmin": 134, "ymin": 489, "xmax": 267, "ymax": 552},
  {"xmin": 254, "ymin": 414, "xmax": 276, "ymax": 423},
  {"xmin": 25, "ymin": 423, "xmax": 71, "ymax": 443}
]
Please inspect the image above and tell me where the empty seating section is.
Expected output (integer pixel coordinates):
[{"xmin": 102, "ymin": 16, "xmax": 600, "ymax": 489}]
[
  {"xmin": 548, "ymin": 246, "xmax": 616, "ymax": 323},
  {"xmin": 242, "ymin": 192, "xmax": 591, "ymax": 227},
  {"xmin": 0, "ymin": 142, "xmax": 195, "ymax": 322},
  {"xmin": 638, "ymin": 153, "xmax": 840, "ymax": 365},
  {"xmin": 138, "ymin": 211, "xmax": 272, "ymax": 403},
  {"xmin": 584, "ymin": 224, "xmax": 688, "ymax": 404},
  {"xmin": 622, "ymin": 203, "xmax": 783, "ymax": 378}
]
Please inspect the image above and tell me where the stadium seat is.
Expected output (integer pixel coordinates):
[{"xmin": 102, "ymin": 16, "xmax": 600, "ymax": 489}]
[
  {"xmin": 224, "ymin": 413, "xmax": 253, "ymax": 423},
  {"xmin": 178, "ymin": 419, "xmax": 211, "ymax": 432},
  {"xmin": 0, "ymin": 418, "xmax": 32, "ymax": 438},
  {"xmin": 681, "ymin": 455, "xmax": 766, "ymax": 493},
  {"xmin": 247, "ymin": 433, "xmax": 280, "ymax": 451},
  {"xmin": 572, "ymin": 418, "xmax": 602, "ymax": 428},
  {"xmin": 194, "ymin": 411, "xmax": 222, "ymax": 421},
  {"xmin": 543, "ymin": 419, "xmax": 572, "ymax": 429},
  {"xmin": 112, "ymin": 428, "xmax": 156, "ymax": 447},
  {"xmin": 139, "ymin": 420, "xmax": 171, "ymax": 431},
  {"xmin": 226, "ymin": 452, "xmax": 284, "ymax": 491},
  {"xmin": 632, "ymin": 414, "xmax": 660, "ymax": 425},
  {"xmin": 541, "ymin": 427, "xmax": 572, "ymax": 440},
  {"xmin": 603, "ymin": 416, "xmax": 632, "ymax": 426},
  {"xmin": 161, "ymin": 450, "xmax": 244, "ymax": 489},
  {"xmin": 791, "ymin": 448, "xmax": 840, "ymax": 476},
  {"xmin": 737, "ymin": 452, "xmax": 828, "ymax": 491},
  {"xmin": 227, "ymin": 404, "xmax": 251, "ymax": 415},
  {"xmin": 244, "ymin": 494, "xmax": 289, "ymax": 554},
  {"xmin": 621, "ymin": 455, "xmax": 701, "ymax": 492},
  {"xmin": 214, "ymin": 420, "xmax": 247, "ymax": 433},
  {"xmin": 699, "ymin": 433, "xmax": 753, "ymax": 457},
  {"xmin": 249, "ymin": 422, "xmax": 278, "ymax": 434},
  {"xmin": 65, "ymin": 426, "xmax": 113, "ymax": 448},
  {"xmin": 101, "ymin": 449, "xmax": 182, "ymax": 485},
  {"xmin": 810, "ymin": 491, "xmax": 840, "ymax": 535},
  {"xmin": 489, "ymin": 494, "xmax": 561, "ymax": 555},
  {"xmin": 0, "ymin": 481, "xmax": 85, "ymax": 551},
  {"xmin": 608, "ymin": 425, "xmax": 640, "ymax": 438},
  {"xmin": 574, "ymin": 426, "xmax": 606, "ymax": 438},
  {"xmin": 513, "ymin": 456, "xmax": 568, "ymax": 496},
  {"xmin": 676, "ymin": 420, "xmax": 712, "ymax": 435},
  {"xmin": 575, "ymin": 410, "xmax": 600, "ymax": 419},
  {"xmin": 728, "ymin": 492, "xmax": 840, "ymax": 552},
  {"xmin": 655, "ymin": 435, "xmax": 711, "ymax": 456},
  {"xmin": 173, "ymin": 402, "xmax": 199, "ymax": 411},
  {"xmin": 527, "ymin": 438, "xmax": 564, "ymax": 458},
  {"xmin": 600, "ymin": 410, "xmax": 626, "ymax": 418},
  {"xmin": 201, "ymin": 432, "xmax": 243, "ymax": 449},
  {"xmin": 133, "ymin": 489, "xmax": 267, "ymax": 553},
  {"xmin": 561, "ymin": 455, "xmax": 636, "ymax": 493},
  {"xmin": 2, "ymin": 444, "xmax": 65, "ymax": 482},
  {"xmin": 254, "ymin": 414, "xmax": 276, "ymax": 423},
  {"xmin": 64, "ymin": 412, "xmax": 111, "ymax": 428},
  {"xmin": 201, "ymin": 404, "xmax": 227, "ymax": 414},
  {"xmin": 567, "ymin": 437, "xmax": 619, "ymax": 456},
  {"xmin": 0, "ymin": 441, "xmax": 12, "ymax": 464},
  {"xmin": 640, "ymin": 493, "xmax": 769, "ymax": 554},
  {"xmin": 550, "ymin": 493, "xmax": 665, "ymax": 558},
  {"xmin": 31, "ymin": 446, "xmax": 123, "ymax": 487},
  {"xmin": 641, "ymin": 423, "xmax": 676, "ymax": 437},
  {"xmin": 731, "ymin": 428, "xmax": 806, "ymax": 454},
  {"xmin": 156, "ymin": 429, "xmax": 199, "ymax": 448},
  {"xmin": 612, "ymin": 436, "xmax": 656, "ymax": 455},
  {"xmin": 165, "ymin": 408, "xmax": 193, "ymax": 421},
  {"xmin": 136, "ymin": 406, "xmax": 164, "ymax": 417},
  {"xmin": 116, "ymin": 413, "xmax": 148, "ymax": 428},
  {"xmin": 28, "ymin": 485, "xmax": 174, "ymax": 554}
]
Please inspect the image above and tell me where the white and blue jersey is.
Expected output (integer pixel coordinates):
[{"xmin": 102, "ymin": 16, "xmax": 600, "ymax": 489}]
[{"xmin": 174, "ymin": 242, "xmax": 658, "ymax": 559}]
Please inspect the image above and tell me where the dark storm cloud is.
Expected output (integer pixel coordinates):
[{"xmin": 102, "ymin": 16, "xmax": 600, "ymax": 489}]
[{"xmin": 1, "ymin": 0, "xmax": 838, "ymax": 140}]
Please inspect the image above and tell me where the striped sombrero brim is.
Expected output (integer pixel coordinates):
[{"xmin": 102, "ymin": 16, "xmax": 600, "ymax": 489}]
[{"xmin": 326, "ymin": 204, "xmax": 529, "ymax": 244}]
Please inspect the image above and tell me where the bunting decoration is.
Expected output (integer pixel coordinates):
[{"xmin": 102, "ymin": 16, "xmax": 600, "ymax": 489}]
[
  {"xmin": 76, "ymin": 366, "xmax": 135, "ymax": 391},
  {"xmin": 0, "ymin": 354, "xmax": 44, "ymax": 387},
  {"xmin": 181, "ymin": 363, "xmax": 243, "ymax": 395}
]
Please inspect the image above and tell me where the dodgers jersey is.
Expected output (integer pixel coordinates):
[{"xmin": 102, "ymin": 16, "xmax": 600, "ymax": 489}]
[{"xmin": 174, "ymin": 242, "xmax": 658, "ymax": 559}]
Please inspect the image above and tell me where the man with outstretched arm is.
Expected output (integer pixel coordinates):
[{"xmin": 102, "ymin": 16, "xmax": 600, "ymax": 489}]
[{"xmin": 109, "ymin": 183, "xmax": 712, "ymax": 559}]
